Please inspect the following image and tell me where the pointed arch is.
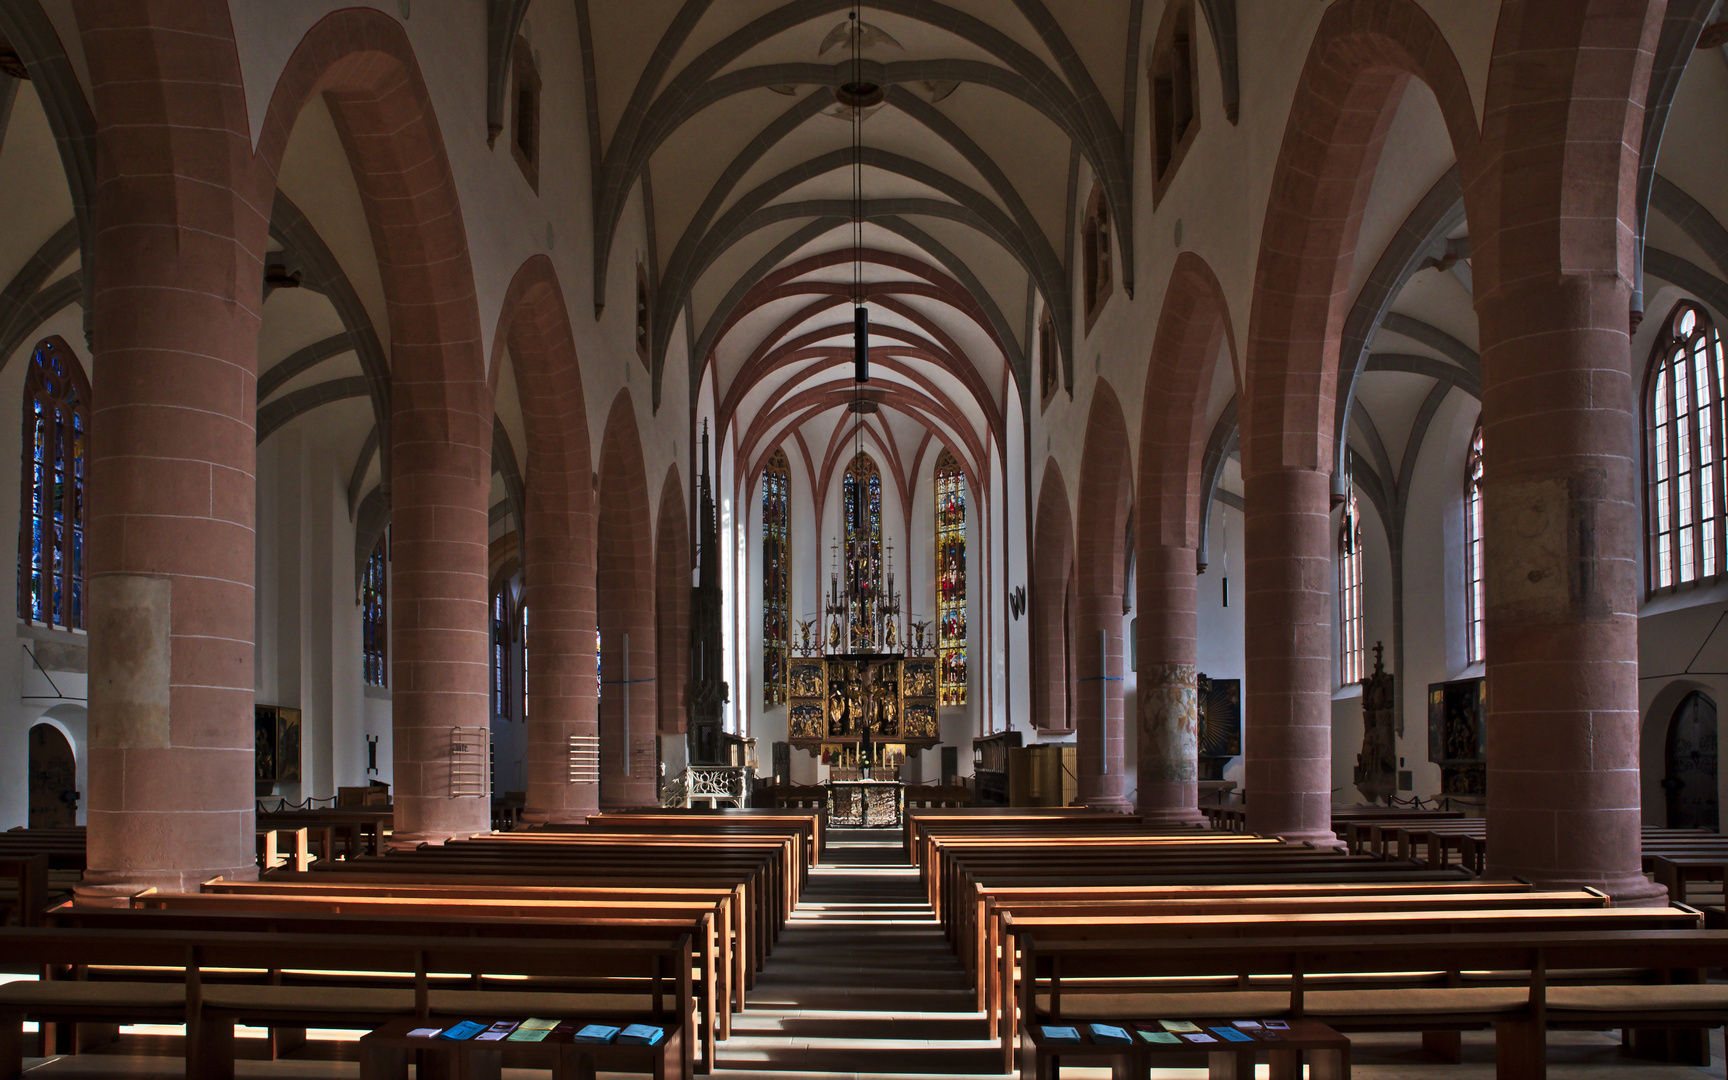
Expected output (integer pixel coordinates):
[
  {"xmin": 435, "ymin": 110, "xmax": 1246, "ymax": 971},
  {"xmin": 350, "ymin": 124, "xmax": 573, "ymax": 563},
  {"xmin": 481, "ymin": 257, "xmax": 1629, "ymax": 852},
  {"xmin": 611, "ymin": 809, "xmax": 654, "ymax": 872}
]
[
  {"xmin": 761, "ymin": 449, "xmax": 791, "ymax": 708},
  {"xmin": 1032, "ymin": 461, "xmax": 1075, "ymax": 733},
  {"xmin": 596, "ymin": 389, "xmax": 657, "ymax": 808},
  {"xmin": 842, "ymin": 452, "xmax": 884, "ymax": 651},
  {"xmin": 657, "ymin": 466, "xmax": 691, "ymax": 735},
  {"xmin": 490, "ymin": 255, "xmax": 598, "ymax": 824},
  {"xmin": 934, "ymin": 448, "xmax": 967, "ymax": 707},
  {"xmin": 18, "ymin": 336, "xmax": 89, "ymax": 631}
]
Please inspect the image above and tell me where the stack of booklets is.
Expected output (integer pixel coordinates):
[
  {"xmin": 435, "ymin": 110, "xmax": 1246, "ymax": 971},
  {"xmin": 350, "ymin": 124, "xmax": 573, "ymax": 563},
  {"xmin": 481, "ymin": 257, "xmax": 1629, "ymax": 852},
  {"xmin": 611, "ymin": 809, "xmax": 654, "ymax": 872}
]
[
  {"xmin": 507, "ymin": 1019, "xmax": 560, "ymax": 1043},
  {"xmin": 1134, "ymin": 1020, "xmax": 1290, "ymax": 1045},
  {"xmin": 438, "ymin": 1022, "xmax": 487, "ymax": 1041},
  {"xmin": 1038, "ymin": 1025, "xmax": 1082, "ymax": 1042},
  {"xmin": 618, "ymin": 1024, "xmax": 667, "ymax": 1046},
  {"xmin": 574, "ymin": 1024, "xmax": 622, "ymax": 1044},
  {"xmin": 1087, "ymin": 1024, "xmax": 1133, "ymax": 1045}
]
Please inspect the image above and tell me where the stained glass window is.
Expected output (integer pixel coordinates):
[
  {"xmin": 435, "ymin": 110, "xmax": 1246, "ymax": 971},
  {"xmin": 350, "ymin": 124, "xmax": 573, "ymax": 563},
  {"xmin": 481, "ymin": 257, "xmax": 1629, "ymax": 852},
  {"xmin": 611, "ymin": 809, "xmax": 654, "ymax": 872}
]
[
  {"xmin": 762, "ymin": 449, "xmax": 791, "ymax": 706},
  {"xmin": 935, "ymin": 450, "xmax": 967, "ymax": 705},
  {"xmin": 521, "ymin": 605, "xmax": 529, "ymax": 719},
  {"xmin": 362, "ymin": 534, "xmax": 387, "ymax": 686},
  {"xmin": 1648, "ymin": 301, "xmax": 1726, "ymax": 591},
  {"xmin": 1339, "ymin": 488, "xmax": 1365, "ymax": 685},
  {"xmin": 18, "ymin": 338, "xmax": 89, "ymax": 631},
  {"xmin": 1465, "ymin": 425, "xmax": 1485, "ymax": 664},
  {"xmin": 843, "ymin": 452, "xmax": 882, "ymax": 650},
  {"xmin": 491, "ymin": 585, "xmax": 511, "ymax": 717}
]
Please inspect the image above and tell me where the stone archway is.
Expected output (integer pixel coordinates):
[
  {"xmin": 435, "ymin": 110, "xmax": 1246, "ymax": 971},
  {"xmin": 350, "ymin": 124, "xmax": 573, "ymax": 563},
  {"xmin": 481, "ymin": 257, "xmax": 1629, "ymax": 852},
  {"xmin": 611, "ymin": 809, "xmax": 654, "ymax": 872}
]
[
  {"xmin": 1031, "ymin": 461, "xmax": 1075, "ymax": 735},
  {"xmin": 1239, "ymin": 0, "xmax": 1478, "ymax": 847},
  {"xmin": 596, "ymin": 390, "xmax": 658, "ymax": 808},
  {"xmin": 1074, "ymin": 381, "xmax": 1133, "ymax": 810},
  {"xmin": 489, "ymin": 256, "xmax": 597, "ymax": 825},
  {"xmin": 1136, "ymin": 251, "xmax": 1236, "ymax": 823}
]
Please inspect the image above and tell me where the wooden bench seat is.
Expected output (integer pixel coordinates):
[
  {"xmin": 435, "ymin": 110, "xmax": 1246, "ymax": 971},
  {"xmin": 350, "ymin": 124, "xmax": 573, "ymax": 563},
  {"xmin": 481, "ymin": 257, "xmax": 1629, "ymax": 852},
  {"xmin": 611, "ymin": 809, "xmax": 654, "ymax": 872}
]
[
  {"xmin": 1016, "ymin": 929, "xmax": 1728, "ymax": 1078},
  {"xmin": 0, "ymin": 926, "xmax": 692, "ymax": 1080}
]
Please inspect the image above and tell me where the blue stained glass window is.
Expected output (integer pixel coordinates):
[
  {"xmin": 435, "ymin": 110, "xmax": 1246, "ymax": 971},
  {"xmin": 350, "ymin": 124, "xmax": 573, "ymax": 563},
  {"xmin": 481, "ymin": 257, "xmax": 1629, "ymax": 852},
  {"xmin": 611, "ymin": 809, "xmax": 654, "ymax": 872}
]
[
  {"xmin": 843, "ymin": 453, "xmax": 882, "ymax": 650},
  {"xmin": 935, "ymin": 450, "xmax": 967, "ymax": 705},
  {"xmin": 362, "ymin": 535, "xmax": 388, "ymax": 686},
  {"xmin": 19, "ymin": 339, "xmax": 89, "ymax": 630},
  {"xmin": 762, "ymin": 449, "xmax": 791, "ymax": 705}
]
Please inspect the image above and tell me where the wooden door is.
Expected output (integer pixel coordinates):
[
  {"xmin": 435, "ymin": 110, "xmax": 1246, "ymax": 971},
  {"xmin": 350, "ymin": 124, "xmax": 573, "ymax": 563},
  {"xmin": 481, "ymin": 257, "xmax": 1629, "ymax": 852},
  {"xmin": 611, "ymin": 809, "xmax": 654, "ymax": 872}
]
[
  {"xmin": 1665, "ymin": 692, "xmax": 1719, "ymax": 830},
  {"xmin": 28, "ymin": 723, "xmax": 75, "ymax": 828}
]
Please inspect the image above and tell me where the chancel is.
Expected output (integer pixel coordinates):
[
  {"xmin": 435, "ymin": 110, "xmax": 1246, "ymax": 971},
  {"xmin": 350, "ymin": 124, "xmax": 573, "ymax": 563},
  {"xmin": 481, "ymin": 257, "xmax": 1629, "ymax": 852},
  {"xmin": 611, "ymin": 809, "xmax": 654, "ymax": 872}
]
[{"xmin": 4, "ymin": 2, "xmax": 1728, "ymax": 1079}]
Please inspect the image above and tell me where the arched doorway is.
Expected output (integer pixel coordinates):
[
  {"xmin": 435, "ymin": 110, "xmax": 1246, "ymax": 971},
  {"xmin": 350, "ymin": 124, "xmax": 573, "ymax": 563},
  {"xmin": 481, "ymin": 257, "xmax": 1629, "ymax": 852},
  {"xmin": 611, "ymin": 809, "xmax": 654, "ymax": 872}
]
[
  {"xmin": 29, "ymin": 724, "xmax": 76, "ymax": 828},
  {"xmin": 1664, "ymin": 692, "xmax": 1719, "ymax": 830}
]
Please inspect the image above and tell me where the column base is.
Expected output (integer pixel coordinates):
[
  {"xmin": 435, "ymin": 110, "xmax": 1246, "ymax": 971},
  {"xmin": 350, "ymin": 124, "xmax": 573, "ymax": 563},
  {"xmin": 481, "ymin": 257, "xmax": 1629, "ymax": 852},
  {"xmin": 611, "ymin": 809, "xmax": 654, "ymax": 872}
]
[
  {"xmin": 385, "ymin": 830, "xmax": 487, "ymax": 851},
  {"xmin": 1487, "ymin": 866, "xmax": 1671, "ymax": 907},
  {"xmin": 518, "ymin": 808, "xmax": 591, "ymax": 827},
  {"xmin": 1138, "ymin": 806, "xmax": 1210, "ymax": 827},
  {"xmin": 1082, "ymin": 796, "xmax": 1134, "ymax": 813},
  {"xmin": 1271, "ymin": 828, "xmax": 1346, "ymax": 850},
  {"xmin": 74, "ymin": 863, "xmax": 258, "ymax": 905}
]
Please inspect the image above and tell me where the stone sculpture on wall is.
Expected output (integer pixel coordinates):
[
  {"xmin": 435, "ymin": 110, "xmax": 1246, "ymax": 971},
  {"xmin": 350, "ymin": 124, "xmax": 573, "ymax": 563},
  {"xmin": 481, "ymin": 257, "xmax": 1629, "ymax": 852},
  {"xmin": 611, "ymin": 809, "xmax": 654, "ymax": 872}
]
[{"xmin": 1353, "ymin": 642, "xmax": 1396, "ymax": 804}]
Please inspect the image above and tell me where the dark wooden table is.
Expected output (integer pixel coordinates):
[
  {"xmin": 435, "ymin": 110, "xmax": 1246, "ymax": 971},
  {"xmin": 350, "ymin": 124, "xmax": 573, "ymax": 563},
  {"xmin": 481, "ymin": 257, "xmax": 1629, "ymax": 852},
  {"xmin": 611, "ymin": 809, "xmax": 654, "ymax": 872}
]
[
  {"xmin": 1019, "ymin": 1017, "xmax": 1349, "ymax": 1080},
  {"xmin": 359, "ymin": 1016, "xmax": 683, "ymax": 1080}
]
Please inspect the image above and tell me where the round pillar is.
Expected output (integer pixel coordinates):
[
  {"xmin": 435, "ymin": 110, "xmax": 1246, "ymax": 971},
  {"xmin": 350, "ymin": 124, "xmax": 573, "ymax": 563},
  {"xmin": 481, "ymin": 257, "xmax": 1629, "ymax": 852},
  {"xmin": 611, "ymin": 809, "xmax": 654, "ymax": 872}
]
[
  {"xmin": 76, "ymin": 8, "xmax": 263, "ymax": 902},
  {"xmin": 1136, "ymin": 544, "xmax": 1208, "ymax": 824},
  {"xmin": 388, "ymin": 415, "xmax": 493, "ymax": 845},
  {"xmin": 1242, "ymin": 466, "xmax": 1339, "ymax": 846},
  {"xmin": 1478, "ymin": 277, "xmax": 1666, "ymax": 903},
  {"xmin": 1075, "ymin": 593, "xmax": 1131, "ymax": 811}
]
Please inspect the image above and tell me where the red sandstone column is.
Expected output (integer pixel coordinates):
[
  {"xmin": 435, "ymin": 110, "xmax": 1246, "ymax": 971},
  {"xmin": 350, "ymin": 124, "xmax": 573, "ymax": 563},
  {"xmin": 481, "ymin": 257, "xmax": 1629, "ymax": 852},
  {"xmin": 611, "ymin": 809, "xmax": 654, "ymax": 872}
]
[
  {"xmin": 1136, "ymin": 544, "xmax": 1208, "ymax": 824},
  {"xmin": 1075, "ymin": 594, "xmax": 1131, "ymax": 810},
  {"xmin": 1478, "ymin": 278, "xmax": 1666, "ymax": 902},
  {"xmin": 519, "ymin": 514, "xmax": 599, "ymax": 824},
  {"xmin": 1242, "ymin": 466, "xmax": 1339, "ymax": 846},
  {"xmin": 75, "ymin": 3, "xmax": 264, "ymax": 900},
  {"xmin": 389, "ymin": 384, "xmax": 494, "ymax": 844}
]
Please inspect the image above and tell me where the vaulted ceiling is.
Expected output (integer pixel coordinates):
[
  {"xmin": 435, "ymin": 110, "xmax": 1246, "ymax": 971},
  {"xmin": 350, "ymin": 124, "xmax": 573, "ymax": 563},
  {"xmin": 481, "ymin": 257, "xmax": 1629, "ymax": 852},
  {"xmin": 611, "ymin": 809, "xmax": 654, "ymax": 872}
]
[{"xmin": 576, "ymin": 0, "xmax": 1154, "ymax": 492}]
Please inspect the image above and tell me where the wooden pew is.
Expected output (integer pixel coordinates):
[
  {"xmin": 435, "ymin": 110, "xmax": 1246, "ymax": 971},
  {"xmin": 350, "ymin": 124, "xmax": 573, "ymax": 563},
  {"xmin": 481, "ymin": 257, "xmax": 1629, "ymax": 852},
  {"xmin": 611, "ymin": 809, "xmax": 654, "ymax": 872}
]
[
  {"xmin": 0, "ymin": 926, "xmax": 693, "ymax": 1080},
  {"xmin": 0, "ymin": 856, "xmax": 48, "ymax": 928},
  {"xmin": 49, "ymin": 901, "xmax": 723, "ymax": 1073},
  {"xmin": 1017, "ymin": 928, "xmax": 1728, "ymax": 1080},
  {"xmin": 996, "ymin": 907, "xmax": 1701, "ymax": 1069},
  {"xmin": 198, "ymin": 876, "xmax": 750, "ymax": 1017}
]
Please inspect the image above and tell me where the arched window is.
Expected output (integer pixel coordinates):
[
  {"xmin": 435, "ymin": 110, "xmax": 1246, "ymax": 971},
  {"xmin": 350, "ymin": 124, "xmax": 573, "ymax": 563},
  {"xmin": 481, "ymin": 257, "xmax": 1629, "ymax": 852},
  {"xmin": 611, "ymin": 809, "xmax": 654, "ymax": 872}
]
[
  {"xmin": 843, "ymin": 452, "xmax": 882, "ymax": 650},
  {"xmin": 1149, "ymin": 0, "xmax": 1201, "ymax": 201},
  {"xmin": 935, "ymin": 450, "xmax": 967, "ymax": 706},
  {"xmin": 1339, "ymin": 488, "xmax": 1365, "ymax": 685},
  {"xmin": 19, "ymin": 337, "xmax": 90, "ymax": 630},
  {"xmin": 491, "ymin": 583, "xmax": 513, "ymax": 718},
  {"xmin": 1647, "ymin": 300, "xmax": 1726, "ymax": 590},
  {"xmin": 1081, "ymin": 184, "xmax": 1112, "ymax": 327},
  {"xmin": 1464, "ymin": 424, "xmax": 1485, "ymax": 664},
  {"xmin": 1039, "ymin": 308, "xmax": 1059, "ymax": 405},
  {"xmin": 762, "ymin": 449, "xmax": 791, "ymax": 706},
  {"xmin": 361, "ymin": 534, "xmax": 388, "ymax": 686}
]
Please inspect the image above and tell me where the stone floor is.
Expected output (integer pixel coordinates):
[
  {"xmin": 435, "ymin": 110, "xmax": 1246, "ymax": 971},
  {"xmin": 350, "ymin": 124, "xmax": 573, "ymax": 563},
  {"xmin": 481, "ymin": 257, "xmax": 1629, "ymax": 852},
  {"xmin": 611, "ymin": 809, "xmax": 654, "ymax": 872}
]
[{"xmin": 17, "ymin": 828, "xmax": 1728, "ymax": 1078}]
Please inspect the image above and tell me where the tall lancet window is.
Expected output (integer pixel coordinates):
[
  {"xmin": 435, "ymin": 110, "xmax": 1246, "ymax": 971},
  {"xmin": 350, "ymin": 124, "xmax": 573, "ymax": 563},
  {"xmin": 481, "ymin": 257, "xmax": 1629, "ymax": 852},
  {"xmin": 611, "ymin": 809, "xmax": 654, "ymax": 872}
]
[
  {"xmin": 935, "ymin": 450, "xmax": 967, "ymax": 705},
  {"xmin": 362, "ymin": 535, "xmax": 388, "ymax": 686},
  {"xmin": 19, "ymin": 338, "xmax": 89, "ymax": 630},
  {"xmin": 843, "ymin": 452, "xmax": 882, "ymax": 650},
  {"xmin": 1464, "ymin": 424, "xmax": 1485, "ymax": 664},
  {"xmin": 1648, "ymin": 300, "xmax": 1727, "ymax": 590},
  {"xmin": 491, "ymin": 583, "xmax": 513, "ymax": 718},
  {"xmin": 762, "ymin": 449, "xmax": 791, "ymax": 706},
  {"xmin": 1339, "ymin": 488, "xmax": 1365, "ymax": 685}
]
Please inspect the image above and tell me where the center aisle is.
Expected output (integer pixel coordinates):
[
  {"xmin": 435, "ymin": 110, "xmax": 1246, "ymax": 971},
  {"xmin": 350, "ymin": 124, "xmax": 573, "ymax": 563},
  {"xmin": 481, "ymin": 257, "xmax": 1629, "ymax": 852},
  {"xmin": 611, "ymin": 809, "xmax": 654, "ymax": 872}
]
[{"xmin": 716, "ymin": 828, "xmax": 1004, "ymax": 1077}]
